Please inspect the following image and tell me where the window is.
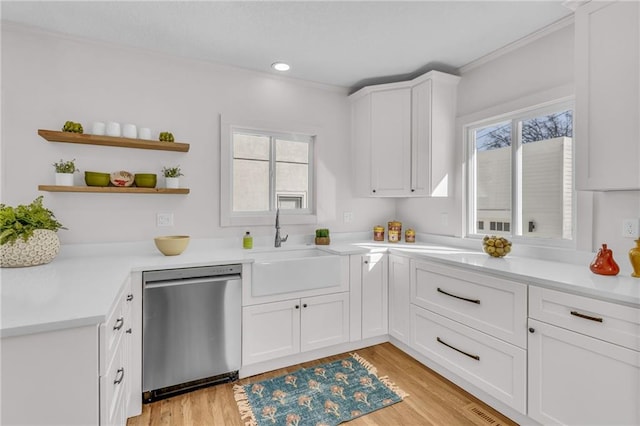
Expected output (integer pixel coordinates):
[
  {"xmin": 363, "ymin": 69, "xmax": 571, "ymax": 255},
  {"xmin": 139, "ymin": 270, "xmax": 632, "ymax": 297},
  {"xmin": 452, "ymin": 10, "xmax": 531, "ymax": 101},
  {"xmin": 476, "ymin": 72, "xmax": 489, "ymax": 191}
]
[
  {"xmin": 221, "ymin": 116, "xmax": 317, "ymax": 226},
  {"xmin": 466, "ymin": 101, "xmax": 574, "ymax": 245}
]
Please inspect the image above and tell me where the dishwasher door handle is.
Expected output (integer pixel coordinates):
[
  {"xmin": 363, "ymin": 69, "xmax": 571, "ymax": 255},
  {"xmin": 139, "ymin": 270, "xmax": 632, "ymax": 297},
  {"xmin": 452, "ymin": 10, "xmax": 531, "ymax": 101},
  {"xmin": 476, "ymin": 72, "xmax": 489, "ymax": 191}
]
[{"xmin": 144, "ymin": 275, "xmax": 241, "ymax": 289}]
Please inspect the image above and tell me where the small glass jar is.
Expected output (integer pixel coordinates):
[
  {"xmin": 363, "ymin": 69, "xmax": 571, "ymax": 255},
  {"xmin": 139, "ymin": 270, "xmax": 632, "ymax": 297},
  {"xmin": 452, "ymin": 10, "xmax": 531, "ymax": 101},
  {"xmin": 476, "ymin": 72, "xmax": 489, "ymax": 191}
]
[
  {"xmin": 388, "ymin": 230, "xmax": 400, "ymax": 243},
  {"xmin": 405, "ymin": 229, "xmax": 415, "ymax": 243},
  {"xmin": 388, "ymin": 221, "xmax": 402, "ymax": 242},
  {"xmin": 373, "ymin": 225, "xmax": 385, "ymax": 241}
]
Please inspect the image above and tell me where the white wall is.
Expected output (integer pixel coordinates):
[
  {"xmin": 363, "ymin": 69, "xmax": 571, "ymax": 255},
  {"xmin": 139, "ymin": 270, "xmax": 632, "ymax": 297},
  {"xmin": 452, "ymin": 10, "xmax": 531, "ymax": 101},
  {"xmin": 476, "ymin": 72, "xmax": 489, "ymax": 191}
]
[{"xmin": 0, "ymin": 23, "xmax": 395, "ymax": 244}]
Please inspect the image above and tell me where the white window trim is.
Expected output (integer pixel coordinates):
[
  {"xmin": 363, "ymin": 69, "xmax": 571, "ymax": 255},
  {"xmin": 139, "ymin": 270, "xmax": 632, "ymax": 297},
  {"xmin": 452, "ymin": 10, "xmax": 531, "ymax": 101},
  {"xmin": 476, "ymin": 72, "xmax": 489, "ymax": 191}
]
[
  {"xmin": 460, "ymin": 85, "xmax": 593, "ymax": 250},
  {"xmin": 220, "ymin": 114, "xmax": 318, "ymax": 227}
]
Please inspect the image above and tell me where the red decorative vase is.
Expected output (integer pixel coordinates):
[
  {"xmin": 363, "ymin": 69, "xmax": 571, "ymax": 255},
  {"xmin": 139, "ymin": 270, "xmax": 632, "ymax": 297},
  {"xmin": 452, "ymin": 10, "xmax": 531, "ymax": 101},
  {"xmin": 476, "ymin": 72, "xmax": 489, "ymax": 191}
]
[{"xmin": 589, "ymin": 244, "xmax": 620, "ymax": 276}]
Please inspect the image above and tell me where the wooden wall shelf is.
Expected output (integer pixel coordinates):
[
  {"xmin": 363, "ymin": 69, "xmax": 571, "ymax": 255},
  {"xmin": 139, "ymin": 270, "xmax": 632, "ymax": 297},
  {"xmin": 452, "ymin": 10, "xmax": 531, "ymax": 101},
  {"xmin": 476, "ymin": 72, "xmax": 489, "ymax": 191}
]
[
  {"xmin": 38, "ymin": 129, "xmax": 190, "ymax": 152},
  {"xmin": 38, "ymin": 185, "xmax": 190, "ymax": 194}
]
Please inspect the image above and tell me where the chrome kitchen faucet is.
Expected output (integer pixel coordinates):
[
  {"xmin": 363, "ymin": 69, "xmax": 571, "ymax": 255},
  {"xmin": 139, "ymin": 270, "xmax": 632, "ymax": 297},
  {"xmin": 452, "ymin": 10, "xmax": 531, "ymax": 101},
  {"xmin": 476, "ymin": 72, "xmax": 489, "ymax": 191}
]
[{"xmin": 274, "ymin": 208, "xmax": 288, "ymax": 247}]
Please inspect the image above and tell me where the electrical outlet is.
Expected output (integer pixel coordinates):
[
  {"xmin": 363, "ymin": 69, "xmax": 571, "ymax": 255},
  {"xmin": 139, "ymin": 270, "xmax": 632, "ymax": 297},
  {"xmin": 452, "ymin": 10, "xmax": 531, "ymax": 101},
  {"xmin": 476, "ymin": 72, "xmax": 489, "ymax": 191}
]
[
  {"xmin": 622, "ymin": 218, "xmax": 640, "ymax": 238},
  {"xmin": 343, "ymin": 212, "xmax": 353, "ymax": 223},
  {"xmin": 157, "ymin": 212, "xmax": 174, "ymax": 227}
]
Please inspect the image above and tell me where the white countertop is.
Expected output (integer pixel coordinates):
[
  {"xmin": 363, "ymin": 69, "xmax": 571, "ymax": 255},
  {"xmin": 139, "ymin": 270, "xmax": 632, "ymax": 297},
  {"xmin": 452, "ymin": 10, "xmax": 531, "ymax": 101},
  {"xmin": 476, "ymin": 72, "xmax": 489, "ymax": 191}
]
[{"xmin": 2, "ymin": 237, "xmax": 639, "ymax": 338}]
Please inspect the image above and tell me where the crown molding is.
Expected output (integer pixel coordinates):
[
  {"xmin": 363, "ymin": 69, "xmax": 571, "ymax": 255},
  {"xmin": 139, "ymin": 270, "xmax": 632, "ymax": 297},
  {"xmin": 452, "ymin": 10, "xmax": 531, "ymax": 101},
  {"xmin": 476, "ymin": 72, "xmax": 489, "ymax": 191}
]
[{"xmin": 459, "ymin": 14, "xmax": 575, "ymax": 74}]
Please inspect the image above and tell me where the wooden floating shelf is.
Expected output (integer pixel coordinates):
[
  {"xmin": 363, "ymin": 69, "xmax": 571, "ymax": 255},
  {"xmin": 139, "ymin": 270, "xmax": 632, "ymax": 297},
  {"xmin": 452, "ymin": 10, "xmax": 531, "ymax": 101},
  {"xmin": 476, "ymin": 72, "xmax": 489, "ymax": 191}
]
[
  {"xmin": 38, "ymin": 185, "xmax": 190, "ymax": 194},
  {"xmin": 38, "ymin": 129, "xmax": 190, "ymax": 152}
]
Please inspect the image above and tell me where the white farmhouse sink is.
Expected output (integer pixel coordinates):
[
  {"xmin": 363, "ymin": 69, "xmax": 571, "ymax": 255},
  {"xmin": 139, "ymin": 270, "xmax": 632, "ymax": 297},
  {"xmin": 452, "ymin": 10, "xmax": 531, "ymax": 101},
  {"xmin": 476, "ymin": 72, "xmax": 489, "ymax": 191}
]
[{"xmin": 251, "ymin": 248, "xmax": 342, "ymax": 297}]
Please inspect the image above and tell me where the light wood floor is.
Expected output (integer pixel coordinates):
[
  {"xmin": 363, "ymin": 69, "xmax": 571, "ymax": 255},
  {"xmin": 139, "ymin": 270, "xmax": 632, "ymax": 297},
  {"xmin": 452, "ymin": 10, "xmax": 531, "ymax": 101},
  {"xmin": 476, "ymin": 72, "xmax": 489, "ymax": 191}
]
[{"xmin": 128, "ymin": 343, "xmax": 518, "ymax": 425}]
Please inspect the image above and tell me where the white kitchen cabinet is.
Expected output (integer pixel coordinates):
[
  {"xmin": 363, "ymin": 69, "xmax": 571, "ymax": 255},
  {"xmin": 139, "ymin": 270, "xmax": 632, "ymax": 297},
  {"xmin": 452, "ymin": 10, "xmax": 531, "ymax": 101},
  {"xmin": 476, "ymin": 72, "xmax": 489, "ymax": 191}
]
[
  {"xmin": 408, "ymin": 259, "xmax": 528, "ymax": 414},
  {"xmin": 242, "ymin": 292, "xmax": 349, "ymax": 365},
  {"xmin": 359, "ymin": 253, "xmax": 388, "ymax": 339},
  {"xmin": 389, "ymin": 254, "xmax": 411, "ymax": 344},
  {"xmin": 350, "ymin": 70, "xmax": 460, "ymax": 198},
  {"xmin": 575, "ymin": 1, "xmax": 640, "ymax": 190},
  {"xmin": 1, "ymin": 276, "xmax": 137, "ymax": 426},
  {"xmin": 528, "ymin": 287, "xmax": 640, "ymax": 425}
]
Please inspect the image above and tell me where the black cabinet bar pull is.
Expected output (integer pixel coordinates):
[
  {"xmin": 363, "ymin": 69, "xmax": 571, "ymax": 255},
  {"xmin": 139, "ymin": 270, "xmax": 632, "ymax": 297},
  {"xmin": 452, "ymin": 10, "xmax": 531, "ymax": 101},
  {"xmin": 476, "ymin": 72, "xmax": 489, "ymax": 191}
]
[
  {"xmin": 114, "ymin": 368, "xmax": 125, "ymax": 385},
  {"xmin": 113, "ymin": 317, "xmax": 124, "ymax": 331},
  {"xmin": 437, "ymin": 287, "xmax": 480, "ymax": 304},
  {"xmin": 570, "ymin": 310, "xmax": 603, "ymax": 323},
  {"xmin": 437, "ymin": 337, "xmax": 480, "ymax": 361}
]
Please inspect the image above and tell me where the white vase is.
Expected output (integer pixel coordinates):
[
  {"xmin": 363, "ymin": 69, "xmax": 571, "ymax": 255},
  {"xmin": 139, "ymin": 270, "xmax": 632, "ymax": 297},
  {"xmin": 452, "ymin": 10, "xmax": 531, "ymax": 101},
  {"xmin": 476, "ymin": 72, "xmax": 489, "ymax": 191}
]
[
  {"xmin": 165, "ymin": 177, "xmax": 180, "ymax": 188},
  {"xmin": 1, "ymin": 229, "xmax": 60, "ymax": 267},
  {"xmin": 55, "ymin": 172, "xmax": 74, "ymax": 186}
]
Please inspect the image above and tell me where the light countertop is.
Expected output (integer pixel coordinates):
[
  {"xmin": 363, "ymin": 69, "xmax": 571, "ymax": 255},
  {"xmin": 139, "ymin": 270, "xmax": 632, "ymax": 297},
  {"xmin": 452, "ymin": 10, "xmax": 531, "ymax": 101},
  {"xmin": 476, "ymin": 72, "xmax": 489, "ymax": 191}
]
[{"xmin": 2, "ymin": 237, "xmax": 639, "ymax": 338}]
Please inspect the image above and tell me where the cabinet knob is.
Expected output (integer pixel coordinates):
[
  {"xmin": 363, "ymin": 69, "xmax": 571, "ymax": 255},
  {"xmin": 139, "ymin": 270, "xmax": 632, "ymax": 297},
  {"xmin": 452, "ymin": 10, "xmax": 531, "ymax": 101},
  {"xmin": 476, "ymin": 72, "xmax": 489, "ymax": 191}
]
[
  {"xmin": 529, "ymin": 327, "xmax": 535, "ymax": 333},
  {"xmin": 126, "ymin": 328, "xmax": 132, "ymax": 334},
  {"xmin": 372, "ymin": 189, "xmax": 376, "ymax": 193},
  {"xmin": 364, "ymin": 260, "xmax": 369, "ymax": 264},
  {"xmin": 295, "ymin": 305, "xmax": 300, "ymax": 309},
  {"xmin": 411, "ymin": 189, "xmax": 415, "ymax": 192},
  {"xmin": 303, "ymin": 303, "xmax": 308, "ymax": 308}
]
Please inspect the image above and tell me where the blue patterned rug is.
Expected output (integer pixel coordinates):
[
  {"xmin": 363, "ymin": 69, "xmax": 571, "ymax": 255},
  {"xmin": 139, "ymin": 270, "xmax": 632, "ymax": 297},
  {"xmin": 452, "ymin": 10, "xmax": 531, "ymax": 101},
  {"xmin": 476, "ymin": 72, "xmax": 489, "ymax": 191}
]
[{"xmin": 233, "ymin": 353, "xmax": 408, "ymax": 426}]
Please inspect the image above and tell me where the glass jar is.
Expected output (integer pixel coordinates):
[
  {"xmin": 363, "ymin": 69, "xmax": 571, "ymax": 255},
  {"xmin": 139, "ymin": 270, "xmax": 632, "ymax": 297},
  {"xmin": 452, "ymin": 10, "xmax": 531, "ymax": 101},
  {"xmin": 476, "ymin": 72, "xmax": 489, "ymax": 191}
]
[{"xmin": 373, "ymin": 225, "xmax": 385, "ymax": 241}]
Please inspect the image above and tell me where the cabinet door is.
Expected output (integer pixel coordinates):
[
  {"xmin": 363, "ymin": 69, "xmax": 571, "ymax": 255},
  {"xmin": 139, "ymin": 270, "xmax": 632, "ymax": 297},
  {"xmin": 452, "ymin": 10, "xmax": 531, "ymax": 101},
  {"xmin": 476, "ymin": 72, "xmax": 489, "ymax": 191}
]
[
  {"xmin": 389, "ymin": 255, "xmax": 410, "ymax": 344},
  {"xmin": 301, "ymin": 293, "xmax": 349, "ymax": 352},
  {"xmin": 410, "ymin": 79, "xmax": 431, "ymax": 196},
  {"xmin": 575, "ymin": 1, "xmax": 640, "ymax": 190},
  {"xmin": 242, "ymin": 300, "xmax": 300, "ymax": 365},
  {"xmin": 361, "ymin": 253, "xmax": 388, "ymax": 339},
  {"xmin": 370, "ymin": 88, "xmax": 412, "ymax": 196},
  {"xmin": 528, "ymin": 318, "xmax": 640, "ymax": 425}
]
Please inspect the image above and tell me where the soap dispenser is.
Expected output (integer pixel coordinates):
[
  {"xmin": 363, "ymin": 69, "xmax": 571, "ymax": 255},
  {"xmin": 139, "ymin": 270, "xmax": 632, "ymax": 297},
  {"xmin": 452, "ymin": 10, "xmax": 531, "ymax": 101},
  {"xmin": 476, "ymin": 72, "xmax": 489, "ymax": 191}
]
[{"xmin": 243, "ymin": 231, "xmax": 253, "ymax": 249}]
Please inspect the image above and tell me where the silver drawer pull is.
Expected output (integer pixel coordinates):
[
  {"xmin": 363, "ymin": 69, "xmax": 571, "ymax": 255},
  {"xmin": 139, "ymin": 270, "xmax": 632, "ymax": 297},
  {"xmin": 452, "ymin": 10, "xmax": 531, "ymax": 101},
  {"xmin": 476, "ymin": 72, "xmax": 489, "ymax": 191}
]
[
  {"xmin": 437, "ymin": 337, "xmax": 480, "ymax": 361},
  {"xmin": 437, "ymin": 287, "xmax": 480, "ymax": 304},
  {"xmin": 570, "ymin": 310, "xmax": 603, "ymax": 323},
  {"xmin": 114, "ymin": 368, "xmax": 125, "ymax": 385},
  {"xmin": 113, "ymin": 317, "xmax": 124, "ymax": 331}
]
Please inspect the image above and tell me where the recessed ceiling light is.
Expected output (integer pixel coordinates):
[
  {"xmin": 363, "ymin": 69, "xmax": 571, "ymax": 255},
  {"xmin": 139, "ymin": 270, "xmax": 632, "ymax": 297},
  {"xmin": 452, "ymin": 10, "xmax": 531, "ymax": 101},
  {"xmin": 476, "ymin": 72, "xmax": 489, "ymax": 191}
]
[{"xmin": 271, "ymin": 62, "xmax": 290, "ymax": 72}]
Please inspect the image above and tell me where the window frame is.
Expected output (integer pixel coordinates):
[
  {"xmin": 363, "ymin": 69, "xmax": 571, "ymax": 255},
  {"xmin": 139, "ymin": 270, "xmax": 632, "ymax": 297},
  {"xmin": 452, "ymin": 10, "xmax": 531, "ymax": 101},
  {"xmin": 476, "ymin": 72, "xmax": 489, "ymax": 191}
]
[
  {"xmin": 220, "ymin": 115, "xmax": 318, "ymax": 227},
  {"xmin": 464, "ymin": 97, "xmax": 577, "ymax": 249}
]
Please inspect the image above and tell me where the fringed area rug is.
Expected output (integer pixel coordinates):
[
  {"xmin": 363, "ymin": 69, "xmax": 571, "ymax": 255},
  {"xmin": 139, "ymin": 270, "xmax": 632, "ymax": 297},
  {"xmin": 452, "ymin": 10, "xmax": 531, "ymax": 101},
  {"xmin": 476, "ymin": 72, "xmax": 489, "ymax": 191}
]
[{"xmin": 233, "ymin": 353, "xmax": 408, "ymax": 426}]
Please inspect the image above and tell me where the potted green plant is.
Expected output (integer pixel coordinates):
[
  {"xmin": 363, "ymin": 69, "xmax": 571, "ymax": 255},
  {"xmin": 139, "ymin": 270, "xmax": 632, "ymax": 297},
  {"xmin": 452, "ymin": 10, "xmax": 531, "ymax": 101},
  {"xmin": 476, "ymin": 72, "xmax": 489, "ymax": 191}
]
[
  {"xmin": 315, "ymin": 228, "xmax": 330, "ymax": 245},
  {"xmin": 53, "ymin": 158, "xmax": 79, "ymax": 186},
  {"xmin": 162, "ymin": 166, "xmax": 184, "ymax": 189},
  {"xmin": 0, "ymin": 196, "xmax": 66, "ymax": 267}
]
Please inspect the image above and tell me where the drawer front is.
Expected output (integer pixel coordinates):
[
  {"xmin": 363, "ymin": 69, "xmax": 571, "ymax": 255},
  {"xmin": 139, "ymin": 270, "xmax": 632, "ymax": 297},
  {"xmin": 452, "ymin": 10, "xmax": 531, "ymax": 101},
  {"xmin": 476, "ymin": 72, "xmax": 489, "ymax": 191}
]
[
  {"xmin": 100, "ymin": 279, "xmax": 133, "ymax": 376},
  {"xmin": 100, "ymin": 334, "xmax": 128, "ymax": 426},
  {"xmin": 529, "ymin": 286, "xmax": 640, "ymax": 351},
  {"xmin": 410, "ymin": 304, "xmax": 526, "ymax": 414},
  {"xmin": 411, "ymin": 260, "xmax": 527, "ymax": 348}
]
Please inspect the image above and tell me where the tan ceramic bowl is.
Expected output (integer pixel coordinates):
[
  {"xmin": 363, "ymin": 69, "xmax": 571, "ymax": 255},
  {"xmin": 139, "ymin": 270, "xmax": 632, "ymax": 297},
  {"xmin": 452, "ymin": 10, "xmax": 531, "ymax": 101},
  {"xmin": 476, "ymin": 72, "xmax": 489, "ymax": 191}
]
[{"xmin": 154, "ymin": 235, "xmax": 190, "ymax": 256}]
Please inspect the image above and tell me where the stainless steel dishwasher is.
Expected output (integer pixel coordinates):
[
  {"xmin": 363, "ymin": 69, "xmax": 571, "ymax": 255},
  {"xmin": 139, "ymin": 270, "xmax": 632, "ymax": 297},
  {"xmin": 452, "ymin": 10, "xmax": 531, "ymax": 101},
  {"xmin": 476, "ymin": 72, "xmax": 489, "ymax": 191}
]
[{"xmin": 142, "ymin": 264, "xmax": 242, "ymax": 402}]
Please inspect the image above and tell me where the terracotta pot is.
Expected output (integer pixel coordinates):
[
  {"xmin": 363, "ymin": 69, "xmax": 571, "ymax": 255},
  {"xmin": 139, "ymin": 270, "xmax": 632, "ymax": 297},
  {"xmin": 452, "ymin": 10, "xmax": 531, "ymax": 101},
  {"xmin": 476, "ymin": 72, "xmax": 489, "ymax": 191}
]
[{"xmin": 315, "ymin": 237, "xmax": 330, "ymax": 245}]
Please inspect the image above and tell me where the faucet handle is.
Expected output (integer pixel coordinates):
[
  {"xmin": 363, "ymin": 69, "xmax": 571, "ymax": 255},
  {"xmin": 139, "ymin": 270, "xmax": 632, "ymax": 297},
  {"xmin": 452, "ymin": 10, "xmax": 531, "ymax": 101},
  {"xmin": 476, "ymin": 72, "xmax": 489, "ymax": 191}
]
[{"xmin": 282, "ymin": 234, "xmax": 288, "ymax": 242}]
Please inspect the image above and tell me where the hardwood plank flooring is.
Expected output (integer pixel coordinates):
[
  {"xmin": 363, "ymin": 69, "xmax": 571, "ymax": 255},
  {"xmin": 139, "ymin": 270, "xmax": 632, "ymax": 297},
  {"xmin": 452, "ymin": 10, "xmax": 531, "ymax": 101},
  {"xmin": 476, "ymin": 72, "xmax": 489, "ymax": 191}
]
[{"xmin": 128, "ymin": 343, "xmax": 518, "ymax": 425}]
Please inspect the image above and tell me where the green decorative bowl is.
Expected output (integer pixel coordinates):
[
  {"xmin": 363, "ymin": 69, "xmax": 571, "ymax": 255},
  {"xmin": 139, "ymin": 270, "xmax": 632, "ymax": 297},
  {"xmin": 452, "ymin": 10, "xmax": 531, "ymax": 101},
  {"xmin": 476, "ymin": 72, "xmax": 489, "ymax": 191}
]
[
  {"xmin": 134, "ymin": 173, "xmax": 157, "ymax": 188},
  {"xmin": 84, "ymin": 171, "xmax": 110, "ymax": 187}
]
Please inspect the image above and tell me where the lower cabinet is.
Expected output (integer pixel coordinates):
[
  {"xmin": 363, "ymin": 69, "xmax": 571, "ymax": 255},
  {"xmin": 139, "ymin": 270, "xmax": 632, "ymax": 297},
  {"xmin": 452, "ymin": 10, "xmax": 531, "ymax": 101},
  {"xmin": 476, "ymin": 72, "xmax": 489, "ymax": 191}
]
[
  {"xmin": 360, "ymin": 253, "xmax": 388, "ymax": 339},
  {"xmin": 242, "ymin": 292, "xmax": 349, "ymax": 365},
  {"xmin": 528, "ymin": 286, "xmax": 640, "ymax": 425},
  {"xmin": 388, "ymin": 254, "xmax": 410, "ymax": 344},
  {"xmin": 0, "ymin": 276, "xmax": 138, "ymax": 426}
]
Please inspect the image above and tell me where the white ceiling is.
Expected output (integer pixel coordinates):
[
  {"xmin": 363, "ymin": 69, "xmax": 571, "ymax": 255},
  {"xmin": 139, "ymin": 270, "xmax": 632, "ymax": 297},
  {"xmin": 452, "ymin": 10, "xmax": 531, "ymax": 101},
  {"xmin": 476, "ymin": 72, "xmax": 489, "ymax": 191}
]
[{"xmin": 1, "ymin": 1, "xmax": 573, "ymax": 91}]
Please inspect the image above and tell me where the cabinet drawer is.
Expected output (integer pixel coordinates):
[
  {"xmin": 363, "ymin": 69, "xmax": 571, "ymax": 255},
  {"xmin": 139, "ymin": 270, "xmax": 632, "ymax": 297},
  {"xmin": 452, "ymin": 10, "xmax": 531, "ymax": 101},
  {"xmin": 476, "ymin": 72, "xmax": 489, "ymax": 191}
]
[
  {"xmin": 411, "ymin": 260, "xmax": 527, "ymax": 348},
  {"xmin": 100, "ymin": 338, "xmax": 128, "ymax": 426},
  {"xmin": 100, "ymin": 279, "xmax": 133, "ymax": 375},
  {"xmin": 529, "ymin": 286, "xmax": 640, "ymax": 351},
  {"xmin": 410, "ymin": 305, "xmax": 526, "ymax": 414}
]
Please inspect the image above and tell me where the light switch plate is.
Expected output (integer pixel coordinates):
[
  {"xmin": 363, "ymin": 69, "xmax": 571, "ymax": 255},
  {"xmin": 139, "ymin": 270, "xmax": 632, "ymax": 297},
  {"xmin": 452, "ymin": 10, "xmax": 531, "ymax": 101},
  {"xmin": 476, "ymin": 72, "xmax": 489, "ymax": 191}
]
[
  {"xmin": 157, "ymin": 212, "xmax": 174, "ymax": 227},
  {"xmin": 622, "ymin": 218, "xmax": 640, "ymax": 238}
]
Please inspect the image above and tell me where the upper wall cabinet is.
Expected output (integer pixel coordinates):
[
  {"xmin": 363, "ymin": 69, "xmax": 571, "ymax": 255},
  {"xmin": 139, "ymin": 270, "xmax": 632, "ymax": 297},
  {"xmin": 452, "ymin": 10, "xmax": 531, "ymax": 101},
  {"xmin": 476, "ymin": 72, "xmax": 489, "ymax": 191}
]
[
  {"xmin": 350, "ymin": 71, "xmax": 460, "ymax": 198},
  {"xmin": 575, "ymin": 1, "xmax": 640, "ymax": 190}
]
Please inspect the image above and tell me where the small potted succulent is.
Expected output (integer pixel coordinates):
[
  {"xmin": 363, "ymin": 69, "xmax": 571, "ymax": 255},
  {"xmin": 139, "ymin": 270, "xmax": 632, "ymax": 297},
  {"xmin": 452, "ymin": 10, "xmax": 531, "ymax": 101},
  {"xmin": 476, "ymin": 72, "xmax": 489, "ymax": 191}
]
[
  {"xmin": 315, "ymin": 228, "xmax": 330, "ymax": 245},
  {"xmin": 53, "ymin": 158, "xmax": 79, "ymax": 186},
  {"xmin": 162, "ymin": 165, "xmax": 184, "ymax": 189},
  {"xmin": 0, "ymin": 196, "xmax": 66, "ymax": 267}
]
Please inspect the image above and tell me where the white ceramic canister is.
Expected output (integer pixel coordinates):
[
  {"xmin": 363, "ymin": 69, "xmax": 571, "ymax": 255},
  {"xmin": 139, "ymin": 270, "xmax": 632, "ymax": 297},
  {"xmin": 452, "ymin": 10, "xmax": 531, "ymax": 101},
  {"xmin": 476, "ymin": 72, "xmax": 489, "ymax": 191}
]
[
  {"xmin": 92, "ymin": 121, "xmax": 106, "ymax": 135},
  {"xmin": 123, "ymin": 123, "xmax": 137, "ymax": 139},
  {"xmin": 138, "ymin": 127, "xmax": 152, "ymax": 140},
  {"xmin": 106, "ymin": 121, "xmax": 121, "ymax": 137}
]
